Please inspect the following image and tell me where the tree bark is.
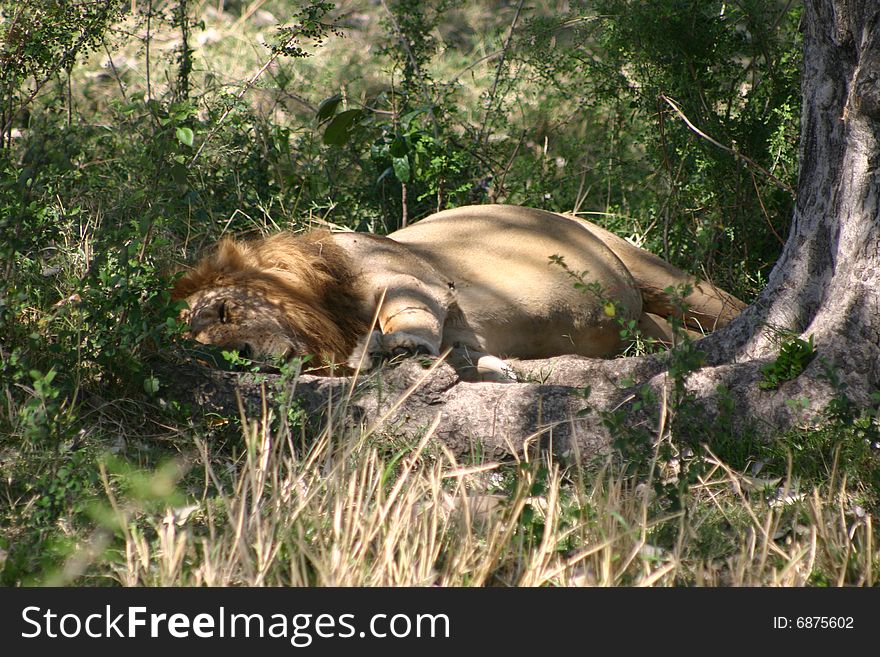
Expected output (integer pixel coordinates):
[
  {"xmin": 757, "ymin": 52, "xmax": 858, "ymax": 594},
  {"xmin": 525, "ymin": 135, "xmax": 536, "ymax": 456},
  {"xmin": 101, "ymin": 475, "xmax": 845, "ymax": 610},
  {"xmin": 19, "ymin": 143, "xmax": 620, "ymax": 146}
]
[
  {"xmin": 162, "ymin": 0, "xmax": 880, "ymax": 461},
  {"xmin": 696, "ymin": 0, "xmax": 880, "ymax": 413}
]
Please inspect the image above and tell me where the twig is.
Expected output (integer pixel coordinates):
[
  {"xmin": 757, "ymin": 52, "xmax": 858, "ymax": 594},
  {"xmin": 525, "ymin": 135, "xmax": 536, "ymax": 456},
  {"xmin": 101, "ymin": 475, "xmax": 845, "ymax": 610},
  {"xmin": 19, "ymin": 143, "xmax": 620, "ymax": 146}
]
[
  {"xmin": 145, "ymin": 0, "xmax": 152, "ymax": 101},
  {"xmin": 477, "ymin": 0, "xmax": 525, "ymax": 151},
  {"xmin": 1, "ymin": 0, "xmax": 117, "ymax": 138},
  {"xmin": 489, "ymin": 129, "xmax": 525, "ymax": 203},
  {"xmin": 659, "ymin": 94, "xmax": 795, "ymax": 197},
  {"xmin": 67, "ymin": 68, "xmax": 73, "ymax": 128},
  {"xmin": 450, "ymin": 50, "xmax": 502, "ymax": 83},
  {"xmin": 384, "ymin": 72, "xmax": 409, "ymax": 225},
  {"xmin": 102, "ymin": 41, "xmax": 128, "ymax": 100},
  {"xmin": 1, "ymin": 3, "xmax": 28, "ymax": 146},
  {"xmin": 232, "ymin": 0, "xmax": 270, "ymax": 30},
  {"xmin": 751, "ymin": 170, "xmax": 786, "ymax": 246},
  {"xmin": 189, "ymin": 43, "xmax": 292, "ymax": 167},
  {"xmin": 656, "ymin": 96, "xmax": 673, "ymax": 260},
  {"xmin": 571, "ymin": 162, "xmax": 593, "ymax": 217},
  {"xmin": 401, "ymin": 181, "xmax": 408, "ymax": 227},
  {"xmin": 378, "ymin": 0, "xmax": 440, "ymax": 138}
]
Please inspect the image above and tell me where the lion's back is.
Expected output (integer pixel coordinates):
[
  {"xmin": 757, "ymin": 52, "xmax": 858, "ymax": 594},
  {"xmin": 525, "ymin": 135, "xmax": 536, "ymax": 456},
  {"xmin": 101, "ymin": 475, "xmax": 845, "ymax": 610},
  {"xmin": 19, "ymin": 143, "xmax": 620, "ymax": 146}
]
[{"xmin": 387, "ymin": 205, "xmax": 642, "ymax": 358}]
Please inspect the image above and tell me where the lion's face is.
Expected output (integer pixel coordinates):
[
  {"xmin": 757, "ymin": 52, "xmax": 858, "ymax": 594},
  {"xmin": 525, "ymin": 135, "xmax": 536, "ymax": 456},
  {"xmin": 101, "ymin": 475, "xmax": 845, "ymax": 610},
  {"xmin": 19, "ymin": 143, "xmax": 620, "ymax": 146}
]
[
  {"xmin": 172, "ymin": 233, "xmax": 369, "ymax": 368},
  {"xmin": 181, "ymin": 285, "xmax": 306, "ymax": 360}
]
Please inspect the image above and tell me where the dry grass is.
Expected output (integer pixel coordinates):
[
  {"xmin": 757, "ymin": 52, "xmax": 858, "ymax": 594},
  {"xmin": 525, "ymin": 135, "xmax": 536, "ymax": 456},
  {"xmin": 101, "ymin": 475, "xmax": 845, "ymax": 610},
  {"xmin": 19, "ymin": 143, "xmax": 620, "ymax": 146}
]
[{"xmin": 45, "ymin": 375, "xmax": 875, "ymax": 588}]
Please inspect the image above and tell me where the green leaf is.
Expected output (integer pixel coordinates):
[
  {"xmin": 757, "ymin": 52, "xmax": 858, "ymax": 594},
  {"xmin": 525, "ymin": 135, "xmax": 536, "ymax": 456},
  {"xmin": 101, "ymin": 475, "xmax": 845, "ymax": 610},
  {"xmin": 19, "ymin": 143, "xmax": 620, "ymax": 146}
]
[
  {"xmin": 389, "ymin": 135, "xmax": 409, "ymax": 158},
  {"xmin": 322, "ymin": 109, "xmax": 363, "ymax": 146},
  {"xmin": 392, "ymin": 156, "xmax": 410, "ymax": 182},
  {"xmin": 138, "ymin": 213, "xmax": 151, "ymax": 236},
  {"xmin": 143, "ymin": 376, "xmax": 160, "ymax": 395},
  {"xmin": 170, "ymin": 162, "xmax": 188, "ymax": 186},
  {"xmin": 316, "ymin": 94, "xmax": 343, "ymax": 122},
  {"xmin": 400, "ymin": 108, "xmax": 425, "ymax": 129},
  {"xmin": 176, "ymin": 126, "xmax": 194, "ymax": 147}
]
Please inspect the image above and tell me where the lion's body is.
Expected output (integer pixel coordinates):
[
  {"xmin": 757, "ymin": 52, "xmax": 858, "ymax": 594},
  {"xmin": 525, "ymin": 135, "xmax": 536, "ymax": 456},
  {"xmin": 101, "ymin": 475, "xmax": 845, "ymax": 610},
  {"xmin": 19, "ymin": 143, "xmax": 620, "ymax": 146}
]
[
  {"xmin": 173, "ymin": 205, "xmax": 745, "ymax": 379},
  {"xmin": 380, "ymin": 205, "xmax": 643, "ymax": 360}
]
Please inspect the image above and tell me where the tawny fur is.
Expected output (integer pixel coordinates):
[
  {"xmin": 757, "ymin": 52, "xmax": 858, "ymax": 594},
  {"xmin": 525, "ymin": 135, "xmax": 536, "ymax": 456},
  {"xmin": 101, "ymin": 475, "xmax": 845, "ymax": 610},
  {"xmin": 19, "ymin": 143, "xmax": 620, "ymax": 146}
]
[
  {"xmin": 172, "ymin": 205, "xmax": 747, "ymax": 380},
  {"xmin": 172, "ymin": 231, "xmax": 368, "ymax": 365}
]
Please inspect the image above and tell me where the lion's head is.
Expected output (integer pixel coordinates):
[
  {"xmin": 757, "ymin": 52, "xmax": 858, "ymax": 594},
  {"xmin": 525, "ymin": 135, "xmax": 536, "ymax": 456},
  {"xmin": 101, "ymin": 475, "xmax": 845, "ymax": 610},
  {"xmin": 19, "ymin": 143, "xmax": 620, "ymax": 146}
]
[{"xmin": 172, "ymin": 231, "xmax": 369, "ymax": 368}]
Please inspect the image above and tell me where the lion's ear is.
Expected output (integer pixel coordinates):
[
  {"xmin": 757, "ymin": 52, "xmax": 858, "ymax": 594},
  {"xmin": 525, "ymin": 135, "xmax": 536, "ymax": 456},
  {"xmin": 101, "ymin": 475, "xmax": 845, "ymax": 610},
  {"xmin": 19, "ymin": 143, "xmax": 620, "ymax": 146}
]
[
  {"xmin": 171, "ymin": 238, "xmax": 250, "ymax": 300},
  {"xmin": 170, "ymin": 270, "xmax": 198, "ymax": 301},
  {"xmin": 213, "ymin": 237, "xmax": 249, "ymax": 274}
]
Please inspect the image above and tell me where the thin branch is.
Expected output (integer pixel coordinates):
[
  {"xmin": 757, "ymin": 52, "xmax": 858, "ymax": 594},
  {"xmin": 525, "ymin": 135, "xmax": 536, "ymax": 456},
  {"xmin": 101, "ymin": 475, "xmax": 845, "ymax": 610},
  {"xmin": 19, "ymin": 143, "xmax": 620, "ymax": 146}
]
[
  {"xmin": 489, "ymin": 129, "xmax": 525, "ymax": 203},
  {"xmin": 477, "ymin": 0, "xmax": 526, "ymax": 151},
  {"xmin": 102, "ymin": 40, "xmax": 128, "ymax": 100},
  {"xmin": 378, "ymin": 0, "xmax": 440, "ymax": 138},
  {"xmin": 659, "ymin": 94, "xmax": 796, "ymax": 197},
  {"xmin": 189, "ymin": 45, "xmax": 291, "ymax": 167},
  {"xmin": 450, "ymin": 49, "xmax": 502, "ymax": 83},
  {"xmin": 66, "ymin": 67, "xmax": 73, "ymax": 128},
  {"xmin": 571, "ymin": 160, "xmax": 593, "ymax": 217},
  {"xmin": 1, "ymin": 0, "xmax": 116, "ymax": 137},
  {"xmin": 751, "ymin": 170, "xmax": 786, "ymax": 246},
  {"xmin": 145, "ymin": 0, "xmax": 152, "ymax": 101}
]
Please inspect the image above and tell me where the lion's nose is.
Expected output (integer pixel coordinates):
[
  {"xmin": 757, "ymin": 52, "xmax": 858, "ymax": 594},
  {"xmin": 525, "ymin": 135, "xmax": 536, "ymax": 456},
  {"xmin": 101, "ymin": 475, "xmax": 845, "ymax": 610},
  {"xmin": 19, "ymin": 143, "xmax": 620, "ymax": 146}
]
[{"xmin": 240, "ymin": 343, "xmax": 253, "ymax": 359}]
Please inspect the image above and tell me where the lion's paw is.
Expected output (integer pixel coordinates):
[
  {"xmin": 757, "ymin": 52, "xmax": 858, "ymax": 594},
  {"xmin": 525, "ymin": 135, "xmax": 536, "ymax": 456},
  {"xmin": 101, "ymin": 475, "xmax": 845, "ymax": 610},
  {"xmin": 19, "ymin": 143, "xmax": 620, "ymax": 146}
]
[
  {"xmin": 347, "ymin": 330, "xmax": 384, "ymax": 370},
  {"xmin": 475, "ymin": 355, "xmax": 519, "ymax": 382},
  {"xmin": 348, "ymin": 330, "xmax": 439, "ymax": 370},
  {"xmin": 380, "ymin": 332, "xmax": 440, "ymax": 359}
]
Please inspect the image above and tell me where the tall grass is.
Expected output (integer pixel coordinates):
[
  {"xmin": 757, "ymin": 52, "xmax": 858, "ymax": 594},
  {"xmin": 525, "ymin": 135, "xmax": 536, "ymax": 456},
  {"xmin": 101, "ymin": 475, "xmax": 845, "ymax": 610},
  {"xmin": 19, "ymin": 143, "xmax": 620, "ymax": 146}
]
[{"xmin": 42, "ymin": 375, "xmax": 874, "ymax": 587}]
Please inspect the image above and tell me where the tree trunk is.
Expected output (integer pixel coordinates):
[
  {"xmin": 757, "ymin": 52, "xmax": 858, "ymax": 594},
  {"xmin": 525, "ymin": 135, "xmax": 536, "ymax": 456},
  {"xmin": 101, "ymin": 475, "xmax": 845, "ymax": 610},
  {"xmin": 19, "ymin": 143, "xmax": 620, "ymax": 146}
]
[
  {"xmin": 695, "ymin": 0, "xmax": 880, "ymax": 416},
  {"xmin": 163, "ymin": 0, "xmax": 880, "ymax": 461}
]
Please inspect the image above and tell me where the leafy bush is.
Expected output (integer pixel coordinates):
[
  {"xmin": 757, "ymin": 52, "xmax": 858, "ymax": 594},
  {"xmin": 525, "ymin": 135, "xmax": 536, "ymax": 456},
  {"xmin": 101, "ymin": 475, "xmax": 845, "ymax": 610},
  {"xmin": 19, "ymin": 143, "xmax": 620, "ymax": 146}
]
[{"xmin": 759, "ymin": 335, "xmax": 817, "ymax": 390}]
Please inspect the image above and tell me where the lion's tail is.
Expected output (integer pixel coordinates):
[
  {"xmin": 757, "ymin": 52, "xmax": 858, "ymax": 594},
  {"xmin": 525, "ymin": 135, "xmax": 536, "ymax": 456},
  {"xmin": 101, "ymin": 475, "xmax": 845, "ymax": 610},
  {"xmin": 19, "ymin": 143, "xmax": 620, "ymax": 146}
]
[{"xmin": 571, "ymin": 217, "xmax": 746, "ymax": 333}]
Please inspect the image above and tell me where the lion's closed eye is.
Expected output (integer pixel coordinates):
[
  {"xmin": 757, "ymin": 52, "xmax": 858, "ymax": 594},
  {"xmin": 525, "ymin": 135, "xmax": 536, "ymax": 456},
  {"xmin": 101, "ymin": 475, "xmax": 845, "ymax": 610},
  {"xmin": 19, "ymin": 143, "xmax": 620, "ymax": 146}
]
[{"xmin": 217, "ymin": 301, "xmax": 228, "ymax": 324}]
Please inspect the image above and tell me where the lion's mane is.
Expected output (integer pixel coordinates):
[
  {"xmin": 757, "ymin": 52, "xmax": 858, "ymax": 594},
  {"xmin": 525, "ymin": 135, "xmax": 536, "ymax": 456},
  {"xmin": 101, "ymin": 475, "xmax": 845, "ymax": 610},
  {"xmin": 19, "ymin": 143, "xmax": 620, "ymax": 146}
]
[{"xmin": 172, "ymin": 230, "xmax": 369, "ymax": 364}]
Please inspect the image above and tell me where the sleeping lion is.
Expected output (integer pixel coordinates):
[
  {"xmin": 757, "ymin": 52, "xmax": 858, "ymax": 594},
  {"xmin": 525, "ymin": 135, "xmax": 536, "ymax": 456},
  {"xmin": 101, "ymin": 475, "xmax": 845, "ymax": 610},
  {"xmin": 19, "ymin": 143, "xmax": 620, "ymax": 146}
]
[{"xmin": 172, "ymin": 204, "xmax": 745, "ymax": 380}]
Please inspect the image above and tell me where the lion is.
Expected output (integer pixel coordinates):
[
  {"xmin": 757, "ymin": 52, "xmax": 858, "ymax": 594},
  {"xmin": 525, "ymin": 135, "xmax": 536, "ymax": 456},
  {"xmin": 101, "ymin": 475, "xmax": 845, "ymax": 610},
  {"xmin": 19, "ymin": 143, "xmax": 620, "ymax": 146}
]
[{"xmin": 172, "ymin": 204, "xmax": 745, "ymax": 380}]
